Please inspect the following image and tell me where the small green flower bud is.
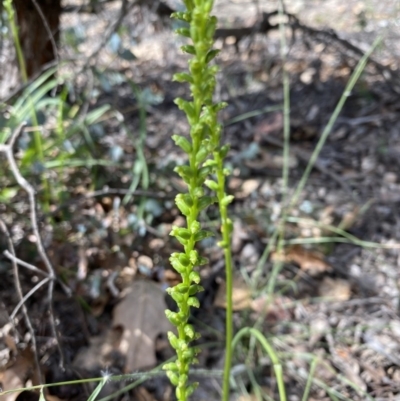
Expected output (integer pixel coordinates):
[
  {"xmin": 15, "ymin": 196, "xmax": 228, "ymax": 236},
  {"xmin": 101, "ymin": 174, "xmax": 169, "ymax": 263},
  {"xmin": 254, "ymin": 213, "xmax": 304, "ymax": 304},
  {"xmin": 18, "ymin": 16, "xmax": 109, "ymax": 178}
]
[
  {"xmin": 189, "ymin": 271, "xmax": 201, "ymax": 284},
  {"xmin": 194, "ymin": 229, "xmax": 213, "ymax": 242},
  {"xmin": 189, "ymin": 220, "xmax": 201, "ymax": 234},
  {"xmin": 170, "ymin": 226, "xmax": 191, "ymax": 240},
  {"xmin": 186, "ymin": 382, "xmax": 199, "ymax": 397},
  {"xmin": 178, "ymin": 374, "xmax": 189, "ymax": 388},
  {"xmin": 184, "ymin": 324, "xmax": 195, "ymax": 340},
  {"xmin": 172, "ymin": 134, "xmax": 192, "ymax": 153},
  {"xmin": 193, "ymin": 186, "xmax": 204, "ymax": 198},
  {"xmin": 168, "ymin": 288, "xmax": 184, "ymax": 303},
  {"xmin": 181, "ymin": 45, "xmax": 197, "ymax": 55},
  {"xmin": 189, "ymin": 250, "xmax": 199, "ymax": 264},
  {"xmin": 166, "ymin": 310, "xmax": 181, "ymax": 326},
  {"xmin": 198, "ymin": 165, "xmax": 213, "ymax": 180},
  {"xmin": 189, "ymin": 284, "xmax": 204, "ymax": 295},
  {"xmin": 178, "ymin": 252, "xmax": 190, "ymax": 266},
  {"xmin": 166, "ymin": 371, "xmax": 179, "ymax": 386},
  {"xmin": 197, "ymin": 256, "xmax": 209, "ymax": 266},
  {"xmin": 163, "ymin": 362, "xmax": 179, "ymax": 372},
  {"xmin": 174, "ymin": 165, "xmax": 193, "ymax": 182},
  {"xmin": 175, "ymin": 27, "xmax": 191, "ymax": 38},
  {"xmin": 176, "ymin": 284, "xmax": 189, "ymax": 293},
  {"xmin": 220, "ymin": 195, "xmax": 234, "ymax": 206},
  {"xmin": 174, "ymin": 98, "xmax": 196, "ymax": 120},
  {"xmin": 171, "ymin": 11, "xmax": 191, "ymax": 22},
  {"xmin": 187, "ymin": 296, "xmax": 200, "ymax": 308},
  {"xmin": 197, "ymin": 196, "xmax": 215, "ymax": 211},
  {"xmin": 217, "ymin": 240, "xmax": 227, "ymax": 248},
  {"xmin": 204, "ymin": 179, "xmax": 219, "ymax": 191},
  {"xmin": 195, "ymin": 146, "xmax": 209, "ymax": 164},
  {"xmin": 205, "ymin": 49, "xmax": 220, "ymax": 64},
  {"xmin": 167, "ymin": 331, "xmax": 179, "ymax": 349},
  {"xmin": 175, "ymin": 195, "xmax": 191, "ymax": 216}
]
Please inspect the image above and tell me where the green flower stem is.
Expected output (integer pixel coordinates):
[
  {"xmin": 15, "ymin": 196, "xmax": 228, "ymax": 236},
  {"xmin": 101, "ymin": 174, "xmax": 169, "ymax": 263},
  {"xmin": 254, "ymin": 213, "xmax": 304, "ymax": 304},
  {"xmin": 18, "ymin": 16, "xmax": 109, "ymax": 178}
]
[
  {"xmin": 165, "ymin": 1, "xmax": 233, "ymax": 400},
  {"xmin": 214, "ymin": 154, "xmax": 234, "ymax": 401}
]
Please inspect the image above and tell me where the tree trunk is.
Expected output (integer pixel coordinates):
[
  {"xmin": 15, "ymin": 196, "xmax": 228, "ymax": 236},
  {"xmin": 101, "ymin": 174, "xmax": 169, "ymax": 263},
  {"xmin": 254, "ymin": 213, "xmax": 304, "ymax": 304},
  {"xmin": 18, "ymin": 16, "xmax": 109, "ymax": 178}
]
[{"xmin": 13, "ymin": 0, "xmax": 61, "ymax": 78}]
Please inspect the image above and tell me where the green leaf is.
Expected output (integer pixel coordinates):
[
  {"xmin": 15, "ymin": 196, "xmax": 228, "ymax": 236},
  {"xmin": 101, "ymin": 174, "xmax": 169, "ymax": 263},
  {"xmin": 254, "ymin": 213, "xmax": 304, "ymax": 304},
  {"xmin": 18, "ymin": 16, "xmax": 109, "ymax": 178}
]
[
  {"xmin": 189, "ymin": 284, "xmax": 204, "ymax": 295},
  {"xmin": 219, "ymin": 144, "xmax": 230, "ymax": 159},
  {"xmin": 205, "ymin": 49, "xmax": 220, "ymax": 63},
  {"xmin": 198, "ymin": 165, "xmax": 213, "ymax": 180},
  {"xmin": 84, "ymin": 104, "xmax": 111, "ymax": 125},
  {"xmin": 175, "ymin": 27, "xmax": 191, "ymax": 38},
  {"xmin": 186, "ymin": 382, "xmax": 199, "ymax": 397},
  {"xmin": 87, "ymin": 378, "xmax": 107, "ymax": 401},
  {"xmin": 176, "ymin": 284, "xmax": 189, "ymax": 293},
  {"xmin": 181, "ymin": 45, "xmax": 196, "ymax": 55},
  {"xmin": 197, "ymin": 195, "xmax": 215, "ymax": 211},
  {"xmin": 174, "ymin": 165, "xmax": 193, "ymax": 182}
]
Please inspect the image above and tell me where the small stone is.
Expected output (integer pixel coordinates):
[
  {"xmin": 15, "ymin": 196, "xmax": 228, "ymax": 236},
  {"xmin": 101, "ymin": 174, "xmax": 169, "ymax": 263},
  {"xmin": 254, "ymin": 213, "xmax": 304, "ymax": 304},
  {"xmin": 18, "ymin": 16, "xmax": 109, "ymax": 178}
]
[{"xmin": 384, "ymin": 172, "xmax": 397, "ymax": 183}]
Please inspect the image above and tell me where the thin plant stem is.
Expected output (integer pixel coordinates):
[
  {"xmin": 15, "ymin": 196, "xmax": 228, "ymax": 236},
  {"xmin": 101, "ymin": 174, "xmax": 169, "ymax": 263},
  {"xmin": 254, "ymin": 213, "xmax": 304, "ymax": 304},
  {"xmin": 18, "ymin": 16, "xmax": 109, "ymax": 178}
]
[
  {"xmin": 232, "ymin": 327, "xmax": 287, "ymax": 401},
  {"xmin": 290, "ymin": 36, "xmax": 382, "ymax": 209},
  {"xmin": 301, "ymin": 356, "xmax": 318, "ymax": 401}
]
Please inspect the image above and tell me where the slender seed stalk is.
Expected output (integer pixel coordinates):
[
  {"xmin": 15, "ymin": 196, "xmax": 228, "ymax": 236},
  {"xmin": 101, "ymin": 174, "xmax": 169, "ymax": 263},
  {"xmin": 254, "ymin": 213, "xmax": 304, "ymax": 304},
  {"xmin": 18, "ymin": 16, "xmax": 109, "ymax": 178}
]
[{"xmin": 164, "ymin": 1, "xmax": 233, "ymax": 400}]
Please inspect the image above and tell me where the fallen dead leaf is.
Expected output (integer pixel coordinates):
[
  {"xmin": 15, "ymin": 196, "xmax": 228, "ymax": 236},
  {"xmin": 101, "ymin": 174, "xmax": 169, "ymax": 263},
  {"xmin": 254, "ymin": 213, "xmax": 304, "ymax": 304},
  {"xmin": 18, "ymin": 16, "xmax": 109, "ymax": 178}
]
[
  {"xmin": 214, "ymin": 275, "xmax": 252, "ymax": 311},
  {"xmin": 272, "ymin": 245, "xmax": 332, "ymax": 276},
  {"xmin": 133, "ymin": 386, "xmax": 157, "ymax": 401},
  {"xmin": 112, "ymin": 279, "xmax": 173, "ymax": 372},
  {"xmin": 250, "ymin": 295, "xmax": 293, "ymax": 323},
  {"xmin": 0, "ymin": 348, "xmax": 38, "ymax": 401},
  {"xmin": 318, "ymin": 277, "xmax": 351, "ymax": 301}
]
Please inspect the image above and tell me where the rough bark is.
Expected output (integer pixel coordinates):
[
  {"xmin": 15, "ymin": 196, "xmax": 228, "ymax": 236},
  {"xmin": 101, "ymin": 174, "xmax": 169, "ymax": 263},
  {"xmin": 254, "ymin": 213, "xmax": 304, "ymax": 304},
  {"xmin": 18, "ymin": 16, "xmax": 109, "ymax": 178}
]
[{"xmin": 14, "ymin": 0, "xmax": 61, "ymax": 78}]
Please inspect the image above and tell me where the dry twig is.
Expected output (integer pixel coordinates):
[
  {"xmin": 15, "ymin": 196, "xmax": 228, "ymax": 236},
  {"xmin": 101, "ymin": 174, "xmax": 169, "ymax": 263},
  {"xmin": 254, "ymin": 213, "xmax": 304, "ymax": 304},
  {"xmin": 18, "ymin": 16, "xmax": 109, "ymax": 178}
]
[{"xmin": 0, "ymin": 123, "xmax": 65, "ymax": 368}]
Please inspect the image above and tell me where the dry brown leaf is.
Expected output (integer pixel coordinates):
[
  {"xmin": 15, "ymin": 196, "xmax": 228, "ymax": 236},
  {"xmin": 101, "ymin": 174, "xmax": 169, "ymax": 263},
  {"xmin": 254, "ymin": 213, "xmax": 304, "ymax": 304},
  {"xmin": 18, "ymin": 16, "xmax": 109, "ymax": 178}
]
[
  {"xmin": 112, "ymin": 279, "xmax": 173, "ymax": 372},
  {"xmin": 214, "ymin": 275, "xmax": 252, "ymax": 311},
  {"xmin": 318, "ymin": 277, "xmax": 351, "ymax": 301},
  {"xmin": 250, "ymin": 295, "xmax": 292, "ymax": 323},
  {"xmin": 133, "ymin": 386, "xmax": 158, "ymax": 401},
  {"xmin": 0, "ymin": 349, "xmax": 38, "ymax": 401},
  {"xmin": 272, "ymin": 245, "xmax": 332, "ymax": 275}
]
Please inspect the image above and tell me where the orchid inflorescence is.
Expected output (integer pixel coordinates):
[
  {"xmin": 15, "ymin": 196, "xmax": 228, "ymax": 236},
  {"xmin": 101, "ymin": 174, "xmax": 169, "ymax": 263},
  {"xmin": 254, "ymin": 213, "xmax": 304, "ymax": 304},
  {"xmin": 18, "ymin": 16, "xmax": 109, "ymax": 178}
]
[{"xmin": 163, "ymin": 0, "xmax": 234, "ymax": 400}]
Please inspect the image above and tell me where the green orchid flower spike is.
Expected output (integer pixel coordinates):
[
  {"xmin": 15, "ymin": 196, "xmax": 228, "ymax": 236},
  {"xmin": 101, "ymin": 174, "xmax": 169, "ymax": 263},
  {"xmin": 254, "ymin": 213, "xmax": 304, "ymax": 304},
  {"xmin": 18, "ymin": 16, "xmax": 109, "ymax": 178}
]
[{"xmin": 164, "ymin": 0, "xmax": 234, "ymax": 400}]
